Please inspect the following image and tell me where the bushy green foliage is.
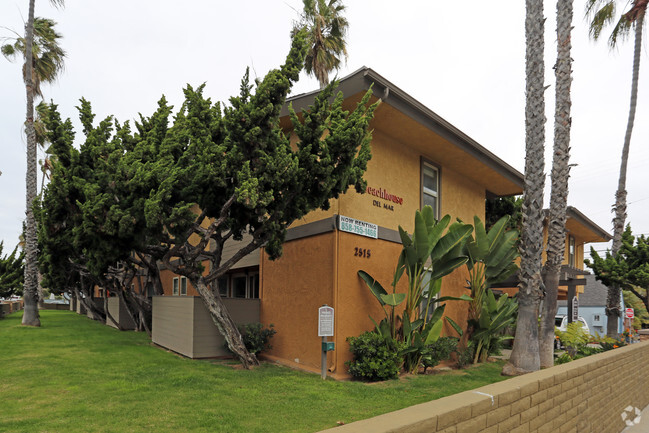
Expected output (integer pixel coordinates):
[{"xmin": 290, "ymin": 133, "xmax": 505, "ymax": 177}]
[
  {"xmin": 358, "ymin": 207, "xmax": 473, "ymax": 374},
  {"xmin": 36, "ymin": 29, "xmax": 377, "ymax": 362},
  {"xmin": 587, "ymin": 225, "xmax": 649, "ymax": 323},
  {"xmin": 599, "ymin": 336, "xmax": 626, "ymax": 351},
  {"xmin": 462, "ymin": 215, "xmax": 519, "ymax": 364},
  {"xmin": 455, "ymin": 341, "xmax": 475, "ymax": 369},
  {"xmin": 346, "ymin": 332, "xmax": 405, "ymax": 381},
  {"xmin": 238, "ymin": 323, "xmax": 276, "ymax": 355},
  {"xmin": 555, "ymin": 321, "xmax": 590, "ymax": 358},
  {"xmin": 421, "ymin": 337, "xmax": 457, "ymax": 371},
  {"xmin": 485, "ymin": 196, "xmax": 522, "ymax": 232},
  {"xmin": 0, "ymin": 242, "xmax": 24, "ymax": 298},
  {"xmin": 471, "ymin": 291, "xmax": 518, "ymax": 364}
]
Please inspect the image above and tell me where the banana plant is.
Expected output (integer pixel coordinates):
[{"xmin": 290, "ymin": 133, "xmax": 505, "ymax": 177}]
[
  {"xmin": 358, "ymin": 206, "xmax": 473, "ymax": 373},
  {"xmin": 471, "ymin": 290, "xmax": 518, "ymax": 363},
  {"xmin": 463, "ymin": 215, "xmax": 519, "ymax": 345}
]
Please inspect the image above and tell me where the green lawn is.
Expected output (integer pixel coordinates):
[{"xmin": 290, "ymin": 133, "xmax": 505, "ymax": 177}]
[{"xmin": 0, "ymin": 311, "xmax": 508, "ymax": 432}]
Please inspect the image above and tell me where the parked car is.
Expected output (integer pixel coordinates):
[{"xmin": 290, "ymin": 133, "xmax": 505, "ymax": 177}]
[{"xmin": 555, "ymin": 315, "xmax": 590, "ymax": 349}]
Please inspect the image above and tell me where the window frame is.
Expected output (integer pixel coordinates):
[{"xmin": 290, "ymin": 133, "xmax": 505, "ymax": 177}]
[
  {"xmin": 420, "ymin": 158, "xmax": 441, "ymax": 219},
  {"xmin": 180, "ymin": 276, "xmax": 187, "ymax": 296},
  {"xmin": 172, "ymin": 277, "xmax": 179, "ymax": 296},
  {"xmin": 568, "ymin": 235, "xmax": 576, "ymax": 267}
]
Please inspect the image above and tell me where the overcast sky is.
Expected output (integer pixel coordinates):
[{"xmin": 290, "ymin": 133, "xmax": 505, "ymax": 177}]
[{"xmin": 1, "ymin": 0, "xmax": 648, "ymax": 258}]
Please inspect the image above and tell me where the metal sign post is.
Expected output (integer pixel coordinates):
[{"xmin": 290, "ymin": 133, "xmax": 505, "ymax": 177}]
[{"xmin": 318, "ymin": 305, "xmax": 334, "ymax": 380}]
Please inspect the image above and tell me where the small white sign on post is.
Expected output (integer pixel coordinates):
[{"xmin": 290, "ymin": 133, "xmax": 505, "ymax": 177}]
[
  {"xmin": 571, "ymin": 297, "xmax": 579, "ymax": 321},
  {"xmin": 318, "ymin": 305, "xmax": 334, "ymax": 337},
  {"xmin": 626, "ymin": 308, "xmax": 635, "ymax": 319}
]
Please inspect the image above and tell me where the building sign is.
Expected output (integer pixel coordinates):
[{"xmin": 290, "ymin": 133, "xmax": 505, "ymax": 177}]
[
  {"xmin": 367, "ymin": 186, "xmax": 403, "ymax": 211},
  {"xmin": 318, "ymin": 305, "xmax": 334, "ymax": 337},
  {"xmin": 339, "ymin": 216, "xmax": 378, "ymax": 239},
  {"xmin": 572, "ymin": 297, "xmax": 579, "ymax": 321}
]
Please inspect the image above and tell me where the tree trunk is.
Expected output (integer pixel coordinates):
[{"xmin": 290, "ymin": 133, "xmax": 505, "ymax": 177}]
[
  {"xmin": 607, "ymin": 10, "xmax": 644, "ymax": 337},
  {"xmin": 505, "ymin": 0, "xmax": 546, "ymax": 375},
  {"xmin": 540, "ymin": 0, "xmax": 573, "ymax": 369},
  {"xmin": 540, "ymin": 264, "xmax": 560, "ymax": 367},
  {"xmin": 505, "ymin": 301, "xmax": 541, "ymax": 375},
  {"xmin": 191, "ymin": 275, "xmax": 259, "ymax": 369},
  {"xmin": 22, "ymin": 0, "xmax": 40, "ymax": 327}
]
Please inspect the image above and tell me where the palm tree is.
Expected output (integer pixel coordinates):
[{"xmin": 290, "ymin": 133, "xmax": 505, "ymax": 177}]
[
  {"xmin": 540, "ymin": 0, "xmax": 574, "ymax": 368},
  {"xmin": 503, "ymin": 0, "xmax": 546, "ymax": 375},
  {"xmin": 2, "ymin": 2, "xmax": 65, "ymax": 326},
  {"xmin": 586, "ymin": 0, "xmax": 646, "ymax": 336},
  {"xmin": 2, "ymin": 18, "xmax": 66, "ymax": 97},
  {"xmin": 293, "ymin": 0, "xmax": 348, "ymax": 88}
]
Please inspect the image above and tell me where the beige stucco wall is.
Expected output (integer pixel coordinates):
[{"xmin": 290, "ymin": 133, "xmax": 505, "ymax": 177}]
[
  {"xmin": 106, "ymin": 297, "xmax": 136, "ymax": 330},
  {"xmin": 324, "ymin": 341, "xmax": 649, "ymax": 433},
  {"xmin": 152, "ymin": 296, "xmax": 259, "ymax": 359}
]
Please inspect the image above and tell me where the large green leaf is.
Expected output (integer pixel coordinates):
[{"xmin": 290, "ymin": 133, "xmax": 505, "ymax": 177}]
[
  {"xmin": 358, "ymin": 270, "xmax": 387, "ymax": 306},
  {"xmin": 380, "ymin": 292, "xmax": 406, "ymax": 307},
  {"xmin": 465, "ymin": 239, "xmax": 481, "ymax": 267},
  {"xmin": 413, "ymin": 211, "xmax": 431, "ymax": 262},
  {"xmin": 398, "ymin": 225, "xmax": 412, "ymax": 247},
  {"xmin": 392, "ymin": 251, "xmax": 407, "ymax": 287},
  {"xmin": 436, "ymin": 294, "xmax": 472, "ymax": 303},
  {"xmin": 424, "ymin": 319, "xmax": 444, "ymax": 345},
  {"xmin": 429, "ymin": 256, "xmax": 469, "ymax": 281},
  {"xmin": 473, "ymin": 216, "xmax": 490, "ymax": 259},
  {"xmin": 485, "ymin": 230, "xmax": 519, "ymax": 268},
  {"xmin": 486, "ymin": 215, "xmax": 510, "ymax": 251},
  {"xmin": 428, "ymin": 214, "xmax": 451, "ymax": 250},
  {"xmin": 427, "ymin": 303, "xmax": 446, "ymax": 324},
  {"xmin": 421, "ymin": 205, "xmax": 436, "ymax": 230},
  {"xmin": 430, "ymin": 224, "xmax": 473, "ymax": 263},
  {"xmin": 445, "ymin": 316, "xmax": 464, "ymax": 336}
]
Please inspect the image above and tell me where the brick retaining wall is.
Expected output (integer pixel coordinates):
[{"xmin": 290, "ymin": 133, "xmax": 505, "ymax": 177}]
[{"xmin": 325, "ymin": 341, "xmax": 649, "ymax": 433}]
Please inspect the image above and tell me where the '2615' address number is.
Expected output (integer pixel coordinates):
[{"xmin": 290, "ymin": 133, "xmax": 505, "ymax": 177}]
[{"xmin": 354, "ymin": 248, "xmax": 371, "ymax": 258}]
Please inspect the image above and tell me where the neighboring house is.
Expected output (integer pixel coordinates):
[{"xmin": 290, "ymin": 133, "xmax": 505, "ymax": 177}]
[
  {"xmin": 557, "ymin": 274, "xmax": 625, "ymax": 336},
  {"xmin": 152, "ymin": 67, "xmax": 610, "ymax": 378}
]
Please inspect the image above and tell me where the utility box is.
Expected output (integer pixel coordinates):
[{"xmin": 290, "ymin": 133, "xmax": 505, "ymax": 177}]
[{"xmin": 322, "ymin": 341, "xmax": 335, "ymax": 352}]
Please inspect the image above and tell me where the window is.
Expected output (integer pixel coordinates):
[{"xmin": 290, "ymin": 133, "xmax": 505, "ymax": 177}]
[
  {"xmin": 568, "ymin": 236, "xmax": 575, "ymax": 267},
  {"xmin": 217, "ymin": 277, "xmax": 229, "ymax": 298},
  {"xmin": 217, "ymin": 272, "xmax": 260, "ymax": 299},
  {"xmin": 422, "ymin": 161, "xmax": 439, "ymax": 218},
  {"xmin": 249, "ymin": 274, "xmax": 260, "ymax": 299},
  {"xmin": 232, "ymin": 274, "xmax": 247, "ymax": 298},
  {"xmin": 172, "ymin": 277, "xmax": 179, "ymax": 296},
  {"xmin": 180, "ymin": 277, "xmax": 187, "ymax": 296}
]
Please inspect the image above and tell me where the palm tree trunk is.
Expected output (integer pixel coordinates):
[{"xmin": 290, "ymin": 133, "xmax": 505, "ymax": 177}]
[
  {"xmin": 22, "ymin": 0, "xmax": 40, "ymax": 327},
  {"xmin": 540, "ymin": 0, "xmax": 574, "ymax": 368},
  {"xmin": 607, "ymin": 9, "xmax": 644, "ymax": 337},
  {"xmin": 504, "ymin": 0, "xmax": 546, "ymax": 375}
]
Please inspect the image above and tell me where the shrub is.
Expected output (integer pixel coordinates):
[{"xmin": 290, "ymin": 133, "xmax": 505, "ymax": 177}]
[
  {"xmin": 455, "ymin": 341, "xmax": 475, "ymax": 369},
  {"xmin": 577, "ymin": 346, "xmax": 603, "ymax": 357},
  {"xmin": 555, "ymin": 322, "xmax": 589, "ymax": 358},
  {"xmin": 421, "ymin": 337, "xmax": 457, "ymax": 372},
  {"xmin": 346, "ymin": 332, "xmax": 404, "ymax": 381},
  {"xmin": 599, "ymin": 336, "xmax": 626, "ymax": 351},
  {"xmin": 238, "ymin": 323, "xmax": 276, "ymax": 355}
]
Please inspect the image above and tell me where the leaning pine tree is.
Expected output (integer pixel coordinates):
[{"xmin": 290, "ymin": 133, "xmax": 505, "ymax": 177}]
[{"xmin": 38, "ymin": 29, "xmax": 377, "ymax": 368}]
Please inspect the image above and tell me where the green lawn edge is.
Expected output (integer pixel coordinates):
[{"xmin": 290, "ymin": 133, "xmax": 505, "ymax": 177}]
[{"xmin": 0, "ymin": 311, "xmax": 508, "ymax": 433}]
